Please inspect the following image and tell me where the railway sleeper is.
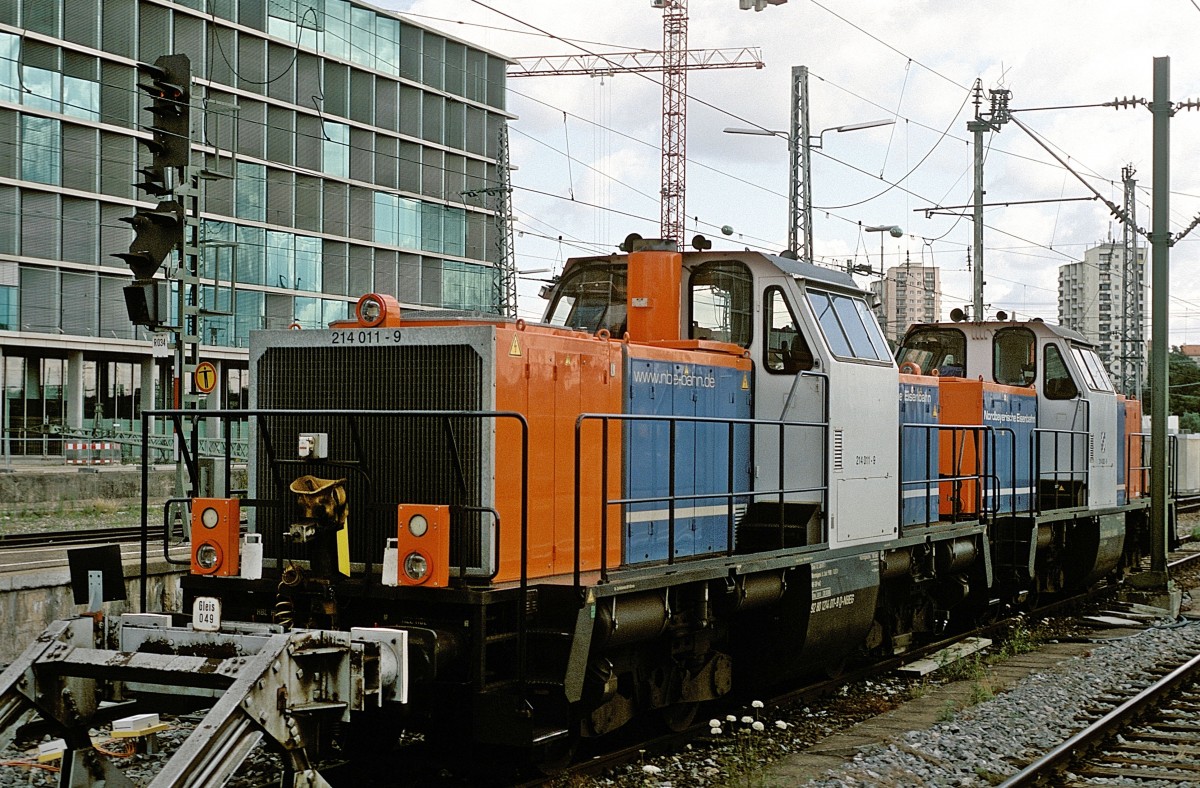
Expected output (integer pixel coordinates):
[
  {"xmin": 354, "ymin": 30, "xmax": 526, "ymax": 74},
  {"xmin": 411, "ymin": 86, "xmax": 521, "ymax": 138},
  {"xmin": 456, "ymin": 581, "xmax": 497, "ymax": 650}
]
[{"xmin": 0, "ymin": 615, "xmax": 407, "ymax": 787}]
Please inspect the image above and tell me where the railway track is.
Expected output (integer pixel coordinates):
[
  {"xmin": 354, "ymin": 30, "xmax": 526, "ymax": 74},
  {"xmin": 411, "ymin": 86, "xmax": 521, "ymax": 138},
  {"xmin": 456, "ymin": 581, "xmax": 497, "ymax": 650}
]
[
  {"xmin": 0, "ymin": 524, "xmax": 148, "ymax": 548},
  {"xmin": 1000, "ymin": 648, "xmax": 1200, "ymax": 786}
]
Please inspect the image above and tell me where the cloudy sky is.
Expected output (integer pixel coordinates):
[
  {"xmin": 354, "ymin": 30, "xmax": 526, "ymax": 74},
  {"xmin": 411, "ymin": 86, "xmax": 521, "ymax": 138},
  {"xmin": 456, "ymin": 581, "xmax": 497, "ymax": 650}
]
[{"xmin": 379, "ymin": 0, "xmax": 1200, "ymax": 344}]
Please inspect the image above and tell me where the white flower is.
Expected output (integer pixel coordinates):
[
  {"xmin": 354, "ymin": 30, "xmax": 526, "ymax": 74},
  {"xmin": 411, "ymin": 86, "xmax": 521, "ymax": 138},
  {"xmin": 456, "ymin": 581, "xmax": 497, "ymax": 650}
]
[
  {"xmin": 709, "ymin": 719, "xmax": 721, "ymax": 728},
  {"xmin": 642, "ymin": 764, "xmax": 662, "ymax": 775},
  {"xmin": 775, "ymin": 720, "xmax": 789, "ymax": 730},
  {"xmin": 726, "ymin": 714, "xmax": 736, "ymax": 722},
  {"xmin": 752, "ymin": 721, "xmax": 765, "ymax": 731},
  {"xmin": 751, "ymin": 700, "xmax": 764, "ymax": 709},
  {"xmin": 710, "ymin": 726, "xmax": 723, "ymax": 735},
  {"xmin": 741, "ymin": 715, "xmax": 754, "ymax": 724}
]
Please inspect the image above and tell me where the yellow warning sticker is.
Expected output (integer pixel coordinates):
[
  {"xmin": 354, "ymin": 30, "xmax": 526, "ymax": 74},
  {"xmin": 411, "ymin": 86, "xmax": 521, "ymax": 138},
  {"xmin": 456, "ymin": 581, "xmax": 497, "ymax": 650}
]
[
  {"xmin": 741, "ymin": 372, "xmax": 749, "ymax": 390},
  {"xmin": 509, "ymin": 336, "xmax": 522, "ymax": 357},
  {"xmin": 564, "ymin": 355, "xmax": 572, "ymax": 366}
]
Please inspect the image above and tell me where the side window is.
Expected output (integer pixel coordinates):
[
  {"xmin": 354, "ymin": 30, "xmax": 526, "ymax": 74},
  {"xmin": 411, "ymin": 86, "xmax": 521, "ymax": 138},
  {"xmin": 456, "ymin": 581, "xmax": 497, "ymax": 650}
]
[
  {"xmin": 1043, "ymin": 344, "xmax": 1079, "ymax": 400},
  {"xmin": 764, "ymin": 287, "xmax": 812, "ymax": 374},
  {"xmin": 994, "ymin": 327, "xmax": 1036, "ymax": 387},
  {"xmin": 690, "ymin": 260, "xmax": 752, "ymax": 347}
]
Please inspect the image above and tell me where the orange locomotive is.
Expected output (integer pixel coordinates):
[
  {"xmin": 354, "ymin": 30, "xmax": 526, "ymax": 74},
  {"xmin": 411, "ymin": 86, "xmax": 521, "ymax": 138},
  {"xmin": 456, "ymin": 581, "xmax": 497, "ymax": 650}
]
[{"xmin": 171, "ymin": 237, "xmax": 1157, "ymax": 763}]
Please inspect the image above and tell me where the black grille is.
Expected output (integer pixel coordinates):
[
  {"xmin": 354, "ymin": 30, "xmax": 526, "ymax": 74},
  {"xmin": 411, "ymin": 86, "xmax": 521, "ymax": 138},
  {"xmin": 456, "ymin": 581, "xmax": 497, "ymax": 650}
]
[{"xmin": 255, "ymin": 344, "xmax": 486, "ymax": 568}]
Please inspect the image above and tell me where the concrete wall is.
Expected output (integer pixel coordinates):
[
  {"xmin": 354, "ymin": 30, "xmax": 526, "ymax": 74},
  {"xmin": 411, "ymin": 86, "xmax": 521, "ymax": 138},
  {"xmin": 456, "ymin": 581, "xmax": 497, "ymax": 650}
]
[
  {"xmin": 0, "ymin": 468, "xmax": 176, "ymax": 507},
  {"xmin": 1, "ymin": 558, "xmax": 187, "ymax": 665}
]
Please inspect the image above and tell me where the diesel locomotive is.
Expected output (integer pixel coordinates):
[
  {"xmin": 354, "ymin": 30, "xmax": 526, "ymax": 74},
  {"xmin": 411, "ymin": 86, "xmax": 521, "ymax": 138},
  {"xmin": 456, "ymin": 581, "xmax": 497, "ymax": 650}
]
[{"xmin": 0, "ymin": 237, "xmax": 1165, "ymax": 784}]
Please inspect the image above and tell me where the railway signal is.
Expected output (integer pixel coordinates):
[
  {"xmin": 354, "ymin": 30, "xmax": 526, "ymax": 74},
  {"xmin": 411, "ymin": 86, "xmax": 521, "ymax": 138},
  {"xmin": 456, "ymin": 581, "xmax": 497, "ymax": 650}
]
[
  {"xmin": 117, "ymin": 54, "xmax": 191, "ymax": 328},
  {"xmin": 137, "ymin": 54, "xmax": 192, "ymax": 173}
]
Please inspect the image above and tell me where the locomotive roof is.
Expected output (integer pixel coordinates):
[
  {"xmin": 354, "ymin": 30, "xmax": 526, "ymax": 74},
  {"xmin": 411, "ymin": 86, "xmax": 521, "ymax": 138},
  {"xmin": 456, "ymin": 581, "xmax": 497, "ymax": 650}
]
[
  {"xmin": 564, "ymin": 250, "xmax": 859, "ymax": 290},
  {"xmin": 909, "ymin": 319, "xmax": 1095, "ymax": 347}
]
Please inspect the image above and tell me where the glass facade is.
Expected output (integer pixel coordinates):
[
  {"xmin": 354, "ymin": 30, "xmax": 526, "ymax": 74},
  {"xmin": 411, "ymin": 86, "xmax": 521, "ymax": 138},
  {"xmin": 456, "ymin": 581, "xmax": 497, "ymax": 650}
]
[{"xmin": 0, "ymin": 1, "xmax": 511, "ymax": 456}]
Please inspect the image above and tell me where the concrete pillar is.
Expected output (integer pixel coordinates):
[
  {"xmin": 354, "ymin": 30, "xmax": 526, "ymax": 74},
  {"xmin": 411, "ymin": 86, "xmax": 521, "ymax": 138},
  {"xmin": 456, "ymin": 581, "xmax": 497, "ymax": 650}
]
[
  {"xmin": 66, "ymin": 350, "xmax": 84, "ymax": 433},
  {"xmin": 140, "ymin": 358, "xmax": 156, "ymax": 462}
]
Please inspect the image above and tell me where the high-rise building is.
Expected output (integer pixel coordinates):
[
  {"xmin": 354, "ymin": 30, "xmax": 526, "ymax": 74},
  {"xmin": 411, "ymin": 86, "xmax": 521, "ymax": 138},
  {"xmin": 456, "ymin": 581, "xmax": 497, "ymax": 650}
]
[
  {"xmin": 1057, "ymin": 241, "xmax": 1147, "ymax": 379},
  {"xmin": 0, "ymin": 1, "xmax": 511, "ymax": 458},
  {"xmin": 869, "ymin": 264, "xmax": 941, "ymax": 345}
]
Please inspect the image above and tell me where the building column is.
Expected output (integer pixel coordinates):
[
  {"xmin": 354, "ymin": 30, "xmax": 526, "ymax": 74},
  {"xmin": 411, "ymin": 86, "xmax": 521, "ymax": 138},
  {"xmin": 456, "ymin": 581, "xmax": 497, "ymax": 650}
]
[
  {"xmin": 140, "ymin": 358, "xmax": 156, "ymax": 459},
  {"xmin": 66, "ymin": 350, "xmax": 84, "ymax": 433}
]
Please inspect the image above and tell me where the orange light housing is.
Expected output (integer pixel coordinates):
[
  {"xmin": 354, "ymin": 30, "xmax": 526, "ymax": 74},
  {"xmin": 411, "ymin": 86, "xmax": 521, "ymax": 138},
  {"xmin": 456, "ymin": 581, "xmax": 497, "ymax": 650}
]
[
  {"xmin": 191, "ymin": 498, "xmax": 241, "ymax": 576},
  {"xmin": 355, "ymin": 293, "xmax": 402, "ymax": 327},
  {"xmin": 395, "ymin": 504, "xmax": 450, "ymax": 587}
]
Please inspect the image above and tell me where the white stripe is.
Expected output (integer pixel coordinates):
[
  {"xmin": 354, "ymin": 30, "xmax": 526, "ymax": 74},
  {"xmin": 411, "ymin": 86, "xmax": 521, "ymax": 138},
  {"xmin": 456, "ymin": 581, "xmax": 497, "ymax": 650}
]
[{"xmin": 626, "ymin": 504, "xmax": 746, "ymax": 524}]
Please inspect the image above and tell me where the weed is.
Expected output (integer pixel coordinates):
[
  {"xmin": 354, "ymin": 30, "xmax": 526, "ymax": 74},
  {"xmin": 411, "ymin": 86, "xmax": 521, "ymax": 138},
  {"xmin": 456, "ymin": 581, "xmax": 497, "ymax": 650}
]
[
  {"xmin": 936, "ymin": 700, "xmax": 957, "ymax": 722},
  {"xmin": 967, "ymin": 679, "xmax": 994, "ymax": 705},
  {"xmin": 1191, "ymin": 525, "xmax": 1200, "ymax": 542},
  {"xmin": 974, "ymin": 766, "xmax": 1007, "ymax": 784},
  {"xmin": 939, "ymin": 652, "xmax": 986, "ymax": 682},
  {"xmin": 997, "ymin": 621, "xmax": 1043, "ymax": 658}
]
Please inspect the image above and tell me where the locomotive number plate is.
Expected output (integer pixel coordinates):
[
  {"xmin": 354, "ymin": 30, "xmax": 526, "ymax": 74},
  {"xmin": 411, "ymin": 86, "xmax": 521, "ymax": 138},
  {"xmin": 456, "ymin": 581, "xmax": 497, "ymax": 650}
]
[
  {"xmin": 328, "ymin": 329, "xmax": 403, "ymax": 345},
  {"xmin": 192, "ymin": 596, "xmax": 222, "ymax": 632}
]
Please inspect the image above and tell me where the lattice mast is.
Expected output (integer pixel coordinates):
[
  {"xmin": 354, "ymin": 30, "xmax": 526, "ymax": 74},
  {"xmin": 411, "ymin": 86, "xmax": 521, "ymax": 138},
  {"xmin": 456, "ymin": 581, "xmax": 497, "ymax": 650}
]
[
  {"xmin": 660, "ymin": 0, "xmax": 688, "ymax": 245},
  {"xmin": 1120, "ymin": 165, "xmax": 1144, "ymax": 397}
]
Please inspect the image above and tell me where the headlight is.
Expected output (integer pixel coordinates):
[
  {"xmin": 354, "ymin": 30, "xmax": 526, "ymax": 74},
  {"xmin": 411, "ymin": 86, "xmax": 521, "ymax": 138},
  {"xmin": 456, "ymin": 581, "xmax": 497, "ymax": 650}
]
[
  {"xmin": 403, "ymin": 552, "xmax": 428, "ymax": 581},
  {"xmin": 408, "ymin": 513, "xmax": 428, "ymax": 537},
  {"xmin": 196, "ymin": 543, "xmax": 219, "ymax": 570},
  {"xmin": 201, "ymin": 507, "xmax": 219, "ymax": 528}
]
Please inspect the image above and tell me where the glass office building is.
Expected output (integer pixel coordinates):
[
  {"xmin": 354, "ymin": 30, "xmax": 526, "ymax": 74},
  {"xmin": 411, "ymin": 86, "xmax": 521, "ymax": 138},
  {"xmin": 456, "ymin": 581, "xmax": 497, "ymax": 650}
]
[{"xmin": 0, "ymin": 0, "xmax": 511, "ymax": 457}]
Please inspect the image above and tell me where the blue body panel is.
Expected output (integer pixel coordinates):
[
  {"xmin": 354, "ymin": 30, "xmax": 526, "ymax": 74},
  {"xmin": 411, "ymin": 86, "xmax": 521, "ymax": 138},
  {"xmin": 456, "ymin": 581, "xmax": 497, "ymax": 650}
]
[
  {"xmin": 898, "ymin": 380, "xmax": 940, "ymax": 527},
  {"xmin": 624, "ymin": 357, "xmax": 752, "ymax": 563},
  {"xmin": 982, "ymin": 388, "xmax": 1037, "ymax": 514}
]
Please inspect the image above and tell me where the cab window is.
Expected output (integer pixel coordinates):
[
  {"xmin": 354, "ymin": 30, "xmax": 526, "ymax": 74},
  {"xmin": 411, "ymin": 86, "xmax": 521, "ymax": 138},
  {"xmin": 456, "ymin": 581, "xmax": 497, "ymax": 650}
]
[
  {"xmin": 764, "ymin": 287, "xmax": 813, "ymax": 374},
  {"xmin": 1071, "ymin": 346, "xmax": 1115, "ymax": 392},
  {"xmin": 545, "ymin": 262, "xmax": 627, "ymax": 334},
  {"xmin": 807, "ymin": 289, "xmax": 891, "ymax": 362},
  {"xmin": 1043, "ymin": 344, "xmax": 1079, "ymax": 400},
  {"xmin": 690, "ymin": 260, "xmax": 752, "ymax": 346},
  {"xmin": 897, "ymin": 327, "xmax": 965, "ymax": 377},
  {"xmin": 994, "ymin": 327, "xmax": 1036, "ymax": 387}
]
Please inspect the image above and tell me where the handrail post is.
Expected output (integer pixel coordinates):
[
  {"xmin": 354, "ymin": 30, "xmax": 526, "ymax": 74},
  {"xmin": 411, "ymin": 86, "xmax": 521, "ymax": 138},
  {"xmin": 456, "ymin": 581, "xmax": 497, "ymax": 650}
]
[
  {"xmin": 668, "ymin": 419, "xmax": 677, "ymax": 564},
  {"xmin": 601, "ymin": 418, "xmax": 610, "ymax": 582},
  {"xmin": 726, "ymin": 420, "xmax": 735, "ymax": 556}
]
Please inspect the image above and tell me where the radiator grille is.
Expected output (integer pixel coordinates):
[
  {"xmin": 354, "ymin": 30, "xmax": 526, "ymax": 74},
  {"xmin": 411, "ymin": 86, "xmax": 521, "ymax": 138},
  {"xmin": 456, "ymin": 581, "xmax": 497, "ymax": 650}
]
[{"xmin": 255, "ymin": 344, "xmax": 487, "ymax": 569}]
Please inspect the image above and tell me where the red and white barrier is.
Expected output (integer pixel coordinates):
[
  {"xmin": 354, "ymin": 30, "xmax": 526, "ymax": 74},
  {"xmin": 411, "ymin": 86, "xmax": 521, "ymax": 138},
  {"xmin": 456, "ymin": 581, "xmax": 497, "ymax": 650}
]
[{"xmin": 64, "ymin": 442, "xmax": 118, "ymax": 465}]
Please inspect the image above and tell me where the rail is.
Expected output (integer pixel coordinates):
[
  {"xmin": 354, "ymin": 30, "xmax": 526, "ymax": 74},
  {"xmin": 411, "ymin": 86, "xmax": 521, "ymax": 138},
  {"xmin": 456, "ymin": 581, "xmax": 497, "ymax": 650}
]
[{"xmin": 999, "ymin": 649, "xmax": 1200, "ymax": 786}]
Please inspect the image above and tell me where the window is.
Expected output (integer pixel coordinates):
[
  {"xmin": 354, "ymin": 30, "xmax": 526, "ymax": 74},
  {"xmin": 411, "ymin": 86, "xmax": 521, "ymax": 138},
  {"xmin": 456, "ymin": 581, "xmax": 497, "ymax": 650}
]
[
  {"xmin": 690, "ymin": 260, "xmax": 752, "ymax": 347},
  {"xmin": 1071, "ymin": 345, "xmax": 1115, "ymax": 392},
  {"xmin": 295, "ymin": 235, "xmax": 320, "ymax": 293},
  {"xmin": 546, "ymin": 261, "xmax": 627, "ymax": 334},
  {"xmin": 266, "ymin": 230, "xmax": 295, "ymax": 288},
  {"xmin": 764, "ymin": 287, "xmax": 812, "ymax": 374},
  {"xmin": 807, "ymin": 289, "xmax": 891, "ymax": 362},
  {"xmin": 62, "ymin": 76, "xmax": 99, "ymax": 121},
  {"xmin": 442, "ymin": 260, "xmax": 491, "ymax": 311},
  {"xmin": 235, "ymin": 162, "xmax": 266, "ymax": 221},
  {"xmin": 21, "ymin": 115, "xmax": 60, "ymax": 185},
  {"xmin": 993, "ymin": 327, "xmax": 1036, "ymax": 387},
  {"xmin": 322, "ymin": 121, "xmax": 349, "ymax": 178},
  {"xmin": 1043, "ymin": 344, "xmax": 1079, "ymax": 400},
  {"xmin": 0, "ymin": 33, "xmax": 19, "ymax": 102},
  {"xmin": 896, "ymin": 327, "xmax": 966, "ymax": 377}
]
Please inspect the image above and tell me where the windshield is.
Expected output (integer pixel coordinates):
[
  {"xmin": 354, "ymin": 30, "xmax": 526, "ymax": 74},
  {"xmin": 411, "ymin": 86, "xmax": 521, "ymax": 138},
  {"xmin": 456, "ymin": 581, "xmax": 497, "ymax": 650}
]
[
  {"xmin": 544, "ymin": 262, "xmax": 627, "ymax": 334},
  {"xmin": 896, "ymin": 327, "xmax": 966, "ymax": 377}
]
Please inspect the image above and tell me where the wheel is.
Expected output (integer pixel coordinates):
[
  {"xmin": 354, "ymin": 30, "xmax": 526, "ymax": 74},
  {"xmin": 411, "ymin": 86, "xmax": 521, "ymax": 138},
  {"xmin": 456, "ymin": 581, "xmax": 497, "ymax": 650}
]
[{"xmin": 659, "ymin": 701, "xmax": 700, "ymax": 732}]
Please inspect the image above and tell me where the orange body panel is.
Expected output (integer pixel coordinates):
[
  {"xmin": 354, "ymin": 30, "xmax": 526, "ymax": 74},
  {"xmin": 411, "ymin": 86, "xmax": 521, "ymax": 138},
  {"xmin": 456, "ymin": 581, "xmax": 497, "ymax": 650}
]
[
  {"xmin": 938, "ymin": 379, "xmax": 986, "ymax": 517},
  {"xmin": 626, "ymin": 250, "xmax": 682, "ymax": 343},
  {"xmin": 191, "ymin": 498, "xmax": 240, "ymax": 576},
  {"xmin": 395, "ymin": 504, "xmax": 450, "ymax": 587},
  {"xmin": 1125, "ymin": 398, "xmax": 1144, "ymax": 499},
  {"xmin": 493, "ymin": 326, "xmax": 623, "ymax": 582}
]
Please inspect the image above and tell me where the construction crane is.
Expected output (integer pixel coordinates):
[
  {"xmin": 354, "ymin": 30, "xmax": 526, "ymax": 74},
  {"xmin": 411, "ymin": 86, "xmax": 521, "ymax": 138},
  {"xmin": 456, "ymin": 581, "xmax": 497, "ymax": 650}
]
[{"xmin": 509, "ymin": 0, "xmax": 782, "ymax": 245}]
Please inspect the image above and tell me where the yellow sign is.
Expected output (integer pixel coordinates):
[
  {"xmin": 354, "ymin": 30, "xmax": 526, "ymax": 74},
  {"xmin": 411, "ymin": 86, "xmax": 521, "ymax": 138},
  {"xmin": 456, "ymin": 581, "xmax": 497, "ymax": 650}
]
[
  {"xmin": 741, "ymin": 372, "xmax": 749, "ymax": 390},
  {"xmin": 194, "ymin": 362, "xmax": 218, "ymax": 394},
  {"xmin": 509, "ymin": 336, "xmax": 522, "ymax": 357}
]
